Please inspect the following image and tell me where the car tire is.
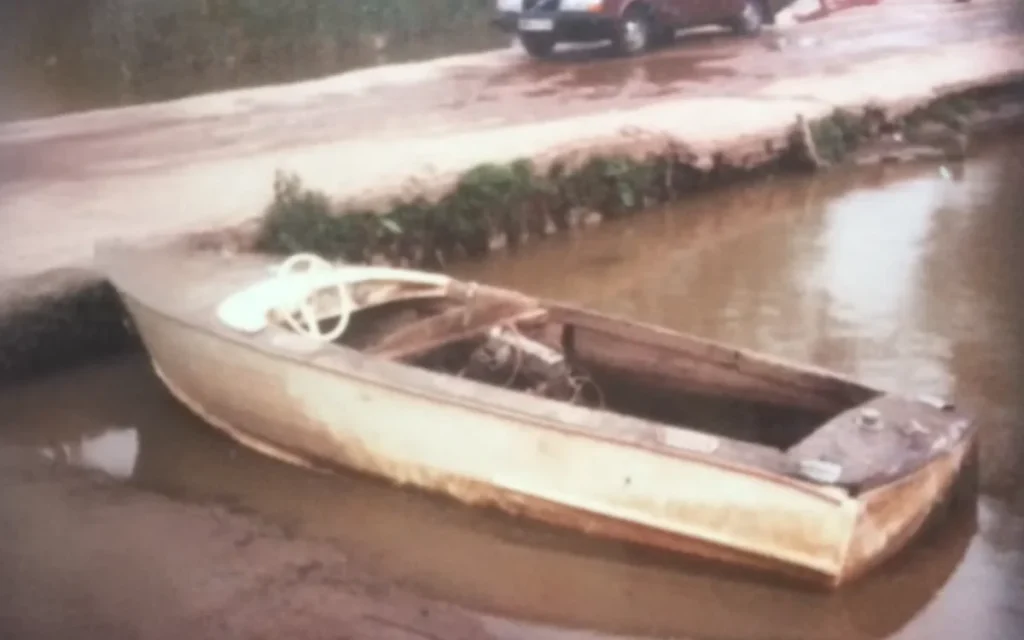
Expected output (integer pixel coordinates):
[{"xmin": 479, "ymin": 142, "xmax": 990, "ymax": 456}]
[
  {"xmin": 731, "ymin": 0, "xmax": 766, "ymax": 36},
  {"xmin": 612, "ymin": 6, "xmax": 654, "ymax": 57},
  {"xmin": 520, "ymin": 32, "xmax": 556, "ymax": 58}
]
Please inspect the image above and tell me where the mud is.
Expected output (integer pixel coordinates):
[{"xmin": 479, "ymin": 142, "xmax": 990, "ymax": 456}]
[{"xmin": 0, "ymin": 448, "xmax": 523, "ymax": 640}]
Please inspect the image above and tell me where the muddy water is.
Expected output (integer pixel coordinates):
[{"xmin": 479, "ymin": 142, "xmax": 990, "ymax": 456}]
[{"xmin": 3, "ymin": 141, "xmax": 1024, "ymax": 639}]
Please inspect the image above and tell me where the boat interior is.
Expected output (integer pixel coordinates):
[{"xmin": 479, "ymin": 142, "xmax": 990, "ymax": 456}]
[{"xmin": 216, "ymin": 255, "xmax": 890, "ymax": 468}]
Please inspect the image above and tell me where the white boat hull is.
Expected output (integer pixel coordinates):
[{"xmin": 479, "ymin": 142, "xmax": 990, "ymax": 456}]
[{"xmin": 99, "ymin": 241, "xmax": 977, "ymax": 588}]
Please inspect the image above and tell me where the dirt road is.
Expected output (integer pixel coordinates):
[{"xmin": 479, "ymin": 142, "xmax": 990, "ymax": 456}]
[{"xmin": 1, "ymin": 0, "xmax": 1022, "ymax": 282}]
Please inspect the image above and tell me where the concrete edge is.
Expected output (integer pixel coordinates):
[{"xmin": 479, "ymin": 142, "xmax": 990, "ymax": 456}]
[{"xmin": 0, "ymin": 269, "xmax": 137, "ymax": 385}]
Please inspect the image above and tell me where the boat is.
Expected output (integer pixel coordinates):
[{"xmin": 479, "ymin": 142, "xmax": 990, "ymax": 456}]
[{"xmin": 95, "ymin": 237, "xmax": 978, "ymax": 589}]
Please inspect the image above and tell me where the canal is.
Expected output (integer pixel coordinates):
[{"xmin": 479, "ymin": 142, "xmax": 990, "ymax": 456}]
[{"xmin": 1, "ymin": 138, "xmax": 1022, "ymax": 639}]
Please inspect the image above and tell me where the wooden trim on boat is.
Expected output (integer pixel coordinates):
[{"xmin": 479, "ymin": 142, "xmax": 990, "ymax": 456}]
[
  {"xmin": 371, "ymin": 308, "xmax": 550, "ymax": 361},
  {"xmin": 545, "ymin": 302, "xmax": 877, "ymax": 402}
]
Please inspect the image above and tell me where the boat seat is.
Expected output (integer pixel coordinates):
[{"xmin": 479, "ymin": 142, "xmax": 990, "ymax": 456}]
[
  {"xmin": 216, "ymin": 264, "xmax": 453, "ymax": 335},
  {"xmin": 370, "ymin": 307, "xmax": 548, "ymax": 361}
]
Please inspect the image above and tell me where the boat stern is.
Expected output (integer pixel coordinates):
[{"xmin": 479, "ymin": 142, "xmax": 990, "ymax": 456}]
[{"xmin": 824, "ymin": 398, "xmax": 979, "ymax": 586}]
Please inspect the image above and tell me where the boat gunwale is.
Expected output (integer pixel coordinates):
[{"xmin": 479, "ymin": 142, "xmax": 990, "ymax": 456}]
[
  {"xmin": 544, "ymin": 301, "xmax": 881, "ymax": 403},
  {"xmin": 119, "ymin": 282, "xmax": 862, "ymax": 508},
  {"xmin": 99, "ymin": 240, "xmax": 974, "ymax": 509}
]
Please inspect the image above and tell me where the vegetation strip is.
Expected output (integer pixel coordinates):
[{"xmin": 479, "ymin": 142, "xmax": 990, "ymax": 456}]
[{"xmin": 255, "ymin": 82, "xmax": 1024, "ymax": 269}]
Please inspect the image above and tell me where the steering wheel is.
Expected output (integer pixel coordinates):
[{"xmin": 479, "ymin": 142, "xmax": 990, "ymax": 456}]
[{"xmin": 276, "ymin": 253, "xmax": 354, "ymax": 343}]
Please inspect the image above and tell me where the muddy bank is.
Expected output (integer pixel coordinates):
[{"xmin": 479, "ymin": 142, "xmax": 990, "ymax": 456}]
[
  {"xmin": 0, "ymin": 446, "xmax": 532, "ymax": 640},
  {"xmin": 251, "ymin": 81, "xmax": 1024, "ymax": 267},
  {"xmin": 3, "ymin": 75, "xmax": 1024, "ymax": 384}
]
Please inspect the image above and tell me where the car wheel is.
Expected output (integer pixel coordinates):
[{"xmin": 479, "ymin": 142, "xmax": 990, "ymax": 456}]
[
  {"xmin": 519, "ymin": 32, "xmax": 557, "ymax": 58},
  {"xmin": 613, "ymin": 7, "xmax": 653, "ymax": 56},
  {"xmin": 731, "ymin": 0, "xmax": 766, "ymax": 36}
]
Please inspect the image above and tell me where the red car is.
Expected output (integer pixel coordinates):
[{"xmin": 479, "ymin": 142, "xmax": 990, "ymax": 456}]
[{"xmin": 493, "ymin": 0, "xmax": 798, "ymax": 58}]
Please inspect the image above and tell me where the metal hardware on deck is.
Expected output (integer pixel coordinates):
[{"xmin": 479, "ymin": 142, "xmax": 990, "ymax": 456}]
[
  {"xmin": 796, "ymin": 458, "xmax": 844, "ymax": 485},
  {"xmin": 903, "ymin": 420, "xmax": 928, "ymax": 436},
  {"xmin": 856, "ymin": 407, "xmax": 883, "ymax": 431},
  {"xmin": 951, "ymin": 419, "xmax": 971, "ymax": 440},
  {"xmin": 901, "ymin": 419, "xmax": 932, "ymax": 450},
  {"xmin": 918, "ymin": 394, "xmax": 955, "ymax": 411}
]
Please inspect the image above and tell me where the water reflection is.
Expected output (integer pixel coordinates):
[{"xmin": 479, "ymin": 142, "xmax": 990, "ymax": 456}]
[
  {"xmin": 891, "ymin": 500, "xmax": 1023, "ymax": 640},
  {"xmin": 38, "ymin": 426, "xmax": 139, "ymax": 480},
  {"xmin": 806, "ymin": 176, "xmax": 954, "ymax": 393}
]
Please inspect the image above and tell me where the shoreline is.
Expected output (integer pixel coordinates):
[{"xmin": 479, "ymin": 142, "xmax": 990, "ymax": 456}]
[
  {"xmin": 0, "ymin": 446, "xmax": 533, "ymax": 640},
  {"xmin": 3, "ymin": 31, "xmax": 1024, "ymax": 382}
]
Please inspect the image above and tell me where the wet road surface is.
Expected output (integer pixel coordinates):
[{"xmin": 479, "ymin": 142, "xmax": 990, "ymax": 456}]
[
  {"xmin": 1, "ymin": 0, "xmax": 1021, "ymax": 179},
  {"xmin": 2, "ymin": 0, "xmax": 1023, "ymax": 287},
  {"xmin": 2, "ymin": 137, "xmax": 1022, "ymax": 639}
]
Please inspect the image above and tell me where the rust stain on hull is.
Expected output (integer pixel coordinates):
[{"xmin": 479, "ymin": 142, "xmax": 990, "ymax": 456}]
[
  {"xmin": 840, "ymin": 438, "xmax": 977, "ymax": 585},
  {"xmin": 153, "ymin": 356, "xmax": 845, "ymax": 587},
  {"xmin": 152, "ymin": 343, "xmax": 975, "ymax": 590}
]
